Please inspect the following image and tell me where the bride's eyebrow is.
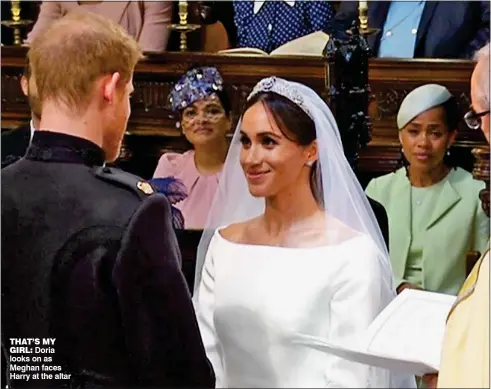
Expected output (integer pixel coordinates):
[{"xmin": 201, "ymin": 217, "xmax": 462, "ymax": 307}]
[
  {"xmin": 240, "ymin": 130, "xmax": 281, "ymax": 138},
  {"xmin": 256, "ymin": 131, "xmax": 281, "ymax": 139}
]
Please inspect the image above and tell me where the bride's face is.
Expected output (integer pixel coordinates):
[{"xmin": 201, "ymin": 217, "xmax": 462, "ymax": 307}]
[{"xmin": 239, "ymin": 102, "xmax": 313, "ymax": 198}]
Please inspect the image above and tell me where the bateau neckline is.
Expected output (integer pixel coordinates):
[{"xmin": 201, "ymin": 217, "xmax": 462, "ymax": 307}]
[{"xmin": 214, "ymin": 226, "xmax": 368, "ymax": 250}]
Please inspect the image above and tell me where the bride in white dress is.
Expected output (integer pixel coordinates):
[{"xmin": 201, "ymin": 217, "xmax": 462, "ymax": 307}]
[{"xmin": 193, "ymin": 77, "xmax": 416, "ymax": 388}]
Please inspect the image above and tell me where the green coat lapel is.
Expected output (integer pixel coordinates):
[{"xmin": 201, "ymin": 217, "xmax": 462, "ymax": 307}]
[{"xmin": 426, "ymin": 178, "xmax": 462, "ymax": 230}]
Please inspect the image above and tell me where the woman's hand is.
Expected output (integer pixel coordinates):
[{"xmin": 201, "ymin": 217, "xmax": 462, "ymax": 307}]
[
  {"xmin": 396, "ymin": 282, "xmax": 423, "ymax": 294},
  {"xmin": 421, "ymin": 373, "xmax": 438, "ymax": 388}
]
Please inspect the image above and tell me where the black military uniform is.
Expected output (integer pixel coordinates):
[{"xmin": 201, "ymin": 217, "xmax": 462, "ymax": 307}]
[
  {"xmin": 2, "ymin": 131, "xmax": 214, "ymax": 388},
  {"xmin": 1, "ymin": 122, "xmax": 31, "ymax": 168}
]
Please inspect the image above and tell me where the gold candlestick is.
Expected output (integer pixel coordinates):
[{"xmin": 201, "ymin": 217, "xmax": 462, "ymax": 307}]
[
  {"xmin": 168, "ymin": 0, "xmax": 201, "ymax": 52},
  {"xmin": 357, "ymin": 1, "xmax": 379, "ymax": 36},
  {"xmin": 178, "ymin": 0, "xmax": 188, "ymax": 24},
  {"xmin": 1, "ymin": 1, "xmax": 33, "ymax": 46}
]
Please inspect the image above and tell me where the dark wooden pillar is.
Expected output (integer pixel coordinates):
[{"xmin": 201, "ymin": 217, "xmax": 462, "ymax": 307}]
[{"xmin": 324, "ymin": 23, "xmax": 372, "ymax": 171}]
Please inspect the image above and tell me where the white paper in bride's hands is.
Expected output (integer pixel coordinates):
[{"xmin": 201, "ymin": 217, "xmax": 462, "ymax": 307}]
[
  {"xmin": 290, "ymin": 289, "xmax": 456, "ymax": 376},
  {"xmin": 291, "ymin": 333, "xmax": 437, "ymax": 376}
]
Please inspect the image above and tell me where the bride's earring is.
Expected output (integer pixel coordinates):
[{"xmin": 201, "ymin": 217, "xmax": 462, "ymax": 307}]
[{"xmin": 305, "ymin": 161, "xmax": 313, "ymax": 167}]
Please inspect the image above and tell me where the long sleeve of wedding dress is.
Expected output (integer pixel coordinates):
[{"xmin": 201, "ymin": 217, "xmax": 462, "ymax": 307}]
[
  {"xmin": 323, "ymin": 245, "xmax": 386, "ymax": 387},
  {"xmin": 195, "ymin": 230, "xmax": 410, "ymax": 388}
]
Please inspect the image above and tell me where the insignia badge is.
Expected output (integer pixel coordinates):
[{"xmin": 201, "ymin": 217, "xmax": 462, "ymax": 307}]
[{"xmin": 137, "ymin": 181, "xmax": 154, "ymax": 195}]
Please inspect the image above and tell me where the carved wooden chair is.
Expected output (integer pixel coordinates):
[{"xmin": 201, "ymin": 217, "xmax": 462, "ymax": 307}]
[{"xmin": 467, "ymin": 146, "xmax": 491, "ymax": 276}]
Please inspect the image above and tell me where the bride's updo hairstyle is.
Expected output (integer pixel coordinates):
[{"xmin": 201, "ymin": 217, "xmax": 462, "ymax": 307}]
[{"xmin": 243, "ymin": 92, "xmax": 323, "ymax": 207}]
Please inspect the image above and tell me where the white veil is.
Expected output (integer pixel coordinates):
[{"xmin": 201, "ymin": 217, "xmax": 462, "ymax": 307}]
[{"xmin": 194, "ymin": 77, "xmax": 416, "ymax": 388}]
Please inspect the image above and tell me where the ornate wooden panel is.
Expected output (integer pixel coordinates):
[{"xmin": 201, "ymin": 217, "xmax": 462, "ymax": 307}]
[{"xmin": 2, "ymin": 47, "xmax": 487, "ymax": 180}]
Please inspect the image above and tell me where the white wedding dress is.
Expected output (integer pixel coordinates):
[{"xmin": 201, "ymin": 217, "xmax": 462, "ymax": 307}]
[{"xmin": 195, "ymin": 228, "xmax": 398, "ymax": 388}]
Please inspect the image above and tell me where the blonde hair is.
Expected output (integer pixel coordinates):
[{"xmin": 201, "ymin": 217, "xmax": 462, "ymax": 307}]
[
  {"xmin": 473, "ymin": 43, "xmax": 490, "ymax": 109},
  {"xmin": 28, "ymin": 10, "xmax": 143, "ymax": 114}
]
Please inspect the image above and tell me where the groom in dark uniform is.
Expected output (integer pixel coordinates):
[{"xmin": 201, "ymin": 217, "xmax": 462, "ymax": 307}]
[{"xmin": 2, "ymin": 11, "xmax": 214, "ymax": 389}]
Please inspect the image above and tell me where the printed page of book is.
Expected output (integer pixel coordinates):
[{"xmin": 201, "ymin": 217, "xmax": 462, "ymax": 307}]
[
  {"xmin": 217, "ymin": 31, "xmax": 330, "ymax": 57},
  {"xmin": 363, "ymin": 289, "xmax": 456, "ymax": 370},
  {"xmin": 289, "ymin": 289, "xmax": 456, "ymax": 376},
  {"xmin": 270, "ymin": 31, "xmax": 329, "ymax": 56},
  {"xmin": 217, "ymin": 47, "xmax": 268, "ymax": 56}
]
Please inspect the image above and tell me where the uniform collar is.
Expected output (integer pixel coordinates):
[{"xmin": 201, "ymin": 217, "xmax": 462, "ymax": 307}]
[
  {"xmin": 253, "ymin": 0, "xmax": 296, "ymax": 14},
  {"xmin": 26, "ymin": 131, "xmax": 105, "ymax": 166}
]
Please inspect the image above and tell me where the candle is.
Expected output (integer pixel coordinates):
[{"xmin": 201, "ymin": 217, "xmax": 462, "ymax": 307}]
[
  {"xmin": 359, "ymin": 1, "xmax": 368, "ymax": 10},
  {"xmin": 178, "ymin": 1, "xmax": 188, "ymax": 25}
]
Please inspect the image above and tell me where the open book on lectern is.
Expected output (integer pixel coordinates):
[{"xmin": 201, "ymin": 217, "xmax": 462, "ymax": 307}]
[
  {"xmin": 218, "ymin": 31, "xmax": 330, "ymax": 57},
  {"xmin": 290, "ymin": 289, "xmax": 456, "ymax": 376}
]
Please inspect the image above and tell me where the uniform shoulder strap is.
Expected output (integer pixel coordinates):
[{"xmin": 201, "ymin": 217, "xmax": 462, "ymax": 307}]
[{"xmin": 92, "ymin": 166, "xmax": 155, "ymax": 201}]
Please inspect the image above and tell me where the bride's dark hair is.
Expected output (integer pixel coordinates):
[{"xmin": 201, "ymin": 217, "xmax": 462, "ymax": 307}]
[{"xmin": 243, "ymin": 92, "xmax": 323, "ymax": 207}]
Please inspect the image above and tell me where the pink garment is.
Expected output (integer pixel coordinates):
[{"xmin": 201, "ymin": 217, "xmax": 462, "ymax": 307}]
[
  {"xmin": 26, "ymin": 1, "xmax": 173, "ymax": 52},
  {"xmin": 153, "ymin": 151, "xmax": 220, "ymax": 230}
]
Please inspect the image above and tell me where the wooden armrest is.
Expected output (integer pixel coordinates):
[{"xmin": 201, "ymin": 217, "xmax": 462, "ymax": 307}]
[{"xmin": 466, "ymin": 251, "xmax": 481, "ymax": 276}]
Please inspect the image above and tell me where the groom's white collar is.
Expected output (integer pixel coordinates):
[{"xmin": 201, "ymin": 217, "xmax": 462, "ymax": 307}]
[{"xmin": 253, "ymin": 1, "xmax": 296, "ymax": 15}]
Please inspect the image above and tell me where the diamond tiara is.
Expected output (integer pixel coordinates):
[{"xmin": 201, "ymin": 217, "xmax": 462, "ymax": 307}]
[{"xmin": 247, "ymin": 77, "xmax": 312, "ymax": 118}]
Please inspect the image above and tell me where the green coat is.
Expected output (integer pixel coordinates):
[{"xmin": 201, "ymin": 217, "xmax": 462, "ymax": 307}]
[{"xmin": 366, "ymin": 167, "xmax": 489, "ymax": 295}]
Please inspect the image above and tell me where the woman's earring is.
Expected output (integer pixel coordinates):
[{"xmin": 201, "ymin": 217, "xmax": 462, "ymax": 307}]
[
  {"xmin": 446, "ymin": 149, "xmax": 450, "ymax": 156},
  {"xmin": 306, "ymin": 161, "xmax": 313, "ymax": 167},
  {"xmin": 176, "ymin": 121, "xmax": 181, "ymax": 129}
]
